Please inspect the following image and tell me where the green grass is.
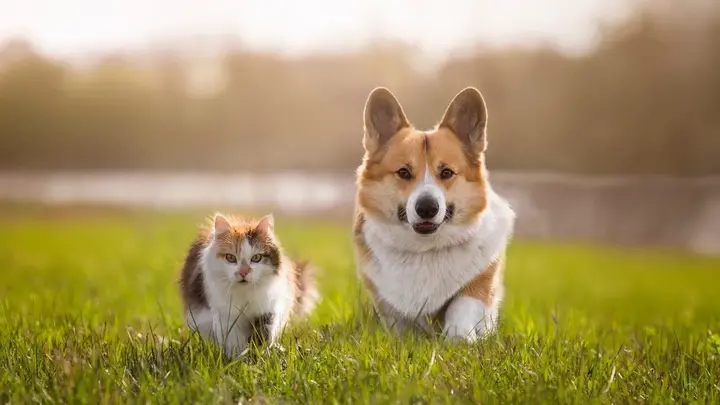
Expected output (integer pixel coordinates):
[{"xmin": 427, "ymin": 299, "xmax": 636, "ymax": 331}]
[{"xmin": 1, "ymin": 206, "xmax": 719, "ymax": 404}]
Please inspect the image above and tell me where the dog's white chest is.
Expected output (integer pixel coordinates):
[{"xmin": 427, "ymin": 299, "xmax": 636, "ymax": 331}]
[
  {"xmin": 360, "ymin": 191, "xmax": 515, "ymax": 316},
  {"xmin": 365, "ymin": 240, "xmax": 493, "ymax": 315}
]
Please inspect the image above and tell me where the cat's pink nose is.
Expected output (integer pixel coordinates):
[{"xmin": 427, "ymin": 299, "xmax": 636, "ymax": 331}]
[{"xmin": 236, "ymin": 267, "xmax": 251, "ymax": 278}]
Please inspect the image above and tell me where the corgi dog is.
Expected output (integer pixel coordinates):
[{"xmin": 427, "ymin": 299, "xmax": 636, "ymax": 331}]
[{"xmin": 353, "ymin": 87, "xmax": 515, "ymax": 342}]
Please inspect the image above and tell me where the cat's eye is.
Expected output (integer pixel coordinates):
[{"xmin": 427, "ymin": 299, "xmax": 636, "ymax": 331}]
[
  {"xmin": 224, "ymin": 254, "xmax": 237, "ymax": 264},
  {"xmin": 250, "ymin": 254, "xmax": 263, "ymax": 263}
]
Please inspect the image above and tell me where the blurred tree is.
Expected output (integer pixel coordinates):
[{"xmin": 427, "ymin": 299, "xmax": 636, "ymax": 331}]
[{"xmin": 0, "ymin": 1, "xmax": 717, "ymax": 175}]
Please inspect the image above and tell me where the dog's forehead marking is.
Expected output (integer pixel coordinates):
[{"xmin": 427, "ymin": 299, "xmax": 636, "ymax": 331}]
[
  {"xmin": 388, "ymin": 130, "xmax": 428, "ymax": 171},
  {"xmin": 420, "ymin": 131, "xmax": 445, "ymax": 171},
  {"xmin": 373, "ymin": 128, "xmax": 467, "ymax": 182},
  {"xmin": 425, "ymin": 128, "xmax": 472, "ymax": 169}
]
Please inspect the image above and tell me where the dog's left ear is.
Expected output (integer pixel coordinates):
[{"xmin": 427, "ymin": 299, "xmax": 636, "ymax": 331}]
[{"xmin": 440, "ymin": 87, "xmax": 488, "ymax": 154}]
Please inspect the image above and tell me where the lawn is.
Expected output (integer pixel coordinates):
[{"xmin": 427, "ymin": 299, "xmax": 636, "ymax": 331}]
[{"xmin": 1, "ymin": 205, "xmax": 719, "ymax": 404}]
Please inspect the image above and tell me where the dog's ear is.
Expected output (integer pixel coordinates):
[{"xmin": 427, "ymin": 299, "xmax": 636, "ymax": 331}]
[
  {"xmin": 363, "ymin": 87, "xmax": 410, "ymax": 151},
  {"xmin": 440, "ymin": 87, "xmax": 488, "ymax": 154}
]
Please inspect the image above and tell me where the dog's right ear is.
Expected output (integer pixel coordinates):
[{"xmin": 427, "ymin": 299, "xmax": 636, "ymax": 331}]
[{"xmin": 363, "ymin": 87, "xmax": 410, "ymax": 151}]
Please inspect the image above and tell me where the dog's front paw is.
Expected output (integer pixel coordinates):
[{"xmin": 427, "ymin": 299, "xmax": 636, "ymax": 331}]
[
  {"xmin": 443, "ymin": 296, "xmax": 496, "ymax": 343},
  {"xmin": 443, "ymin": 322, "xmax": 482, "ymax": 343}
]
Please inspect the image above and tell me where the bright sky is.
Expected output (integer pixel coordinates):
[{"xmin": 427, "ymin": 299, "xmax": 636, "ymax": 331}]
[{"xmin": 0, "ymin": 0, "xmax": 630, "ymax": 58}]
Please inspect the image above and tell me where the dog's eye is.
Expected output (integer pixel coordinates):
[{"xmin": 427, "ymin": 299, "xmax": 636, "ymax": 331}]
[
  {"xmin": 396, "ymin": 168, "xmax": 413, "ymax": 180},
  {"xmin": 439, "ymin": 168, "xmax": 456, "ymax": 180},
  {"xmin": 224, "ymin": 254, "xmax": 237, "ymax": 264},
  {"xmin": 250, "ymin": 254, "xmax": 263, "ymax": 263}
]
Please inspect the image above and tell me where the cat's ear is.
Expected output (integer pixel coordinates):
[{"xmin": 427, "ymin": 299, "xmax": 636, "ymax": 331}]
[
  {"xmin": 256, "ymin": 214, "xmax": 274, "ymax": 234},
  {"xmin": 213, "ymin": 213, "xmax": 231, "ymax": 234}
]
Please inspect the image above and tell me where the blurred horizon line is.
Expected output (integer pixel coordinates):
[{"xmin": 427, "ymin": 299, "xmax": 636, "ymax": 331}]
[{"xmin": 1, "ymin": 170, "xmax": 718, "ymax": 254}]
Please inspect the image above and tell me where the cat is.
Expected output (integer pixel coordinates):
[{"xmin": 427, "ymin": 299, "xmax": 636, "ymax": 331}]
[{"xmin": 179, "ymin": 213, "xmax": 319, "ymax": 357}]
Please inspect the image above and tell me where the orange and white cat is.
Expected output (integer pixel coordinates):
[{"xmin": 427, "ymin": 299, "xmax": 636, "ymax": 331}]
[
  {"xmin": 353, "ymin": 87, "xmax": 515, "ymax": 342},
  {"xmin": 179, "ymin": 213, "xmax": 318, "ymax": 357}
]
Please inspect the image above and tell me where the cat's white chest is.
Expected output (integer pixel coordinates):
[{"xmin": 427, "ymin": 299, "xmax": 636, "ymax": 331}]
[{"xmin": 205, "ymin": 276, "xmax": 288, "ymax": 320}]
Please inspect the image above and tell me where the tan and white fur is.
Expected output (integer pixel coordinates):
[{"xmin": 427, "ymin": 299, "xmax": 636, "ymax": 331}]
[
  {"xmin": 353, "ymin": 87, "xmax": 515, "ymax": 342},
  {"xmin": 179, "ymin": 213, "xmax": 319, "ymax": 357}
]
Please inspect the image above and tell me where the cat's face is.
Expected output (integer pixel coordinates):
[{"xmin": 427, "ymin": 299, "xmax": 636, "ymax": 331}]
[{"xmin": 203, "ymin": 214, "xmax": 281, "ymax": 286}]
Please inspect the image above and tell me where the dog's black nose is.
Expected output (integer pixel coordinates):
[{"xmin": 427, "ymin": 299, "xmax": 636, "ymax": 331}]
[{"xmin": 415, "ymin": 195, "xmax": 439, "ymax": 220}]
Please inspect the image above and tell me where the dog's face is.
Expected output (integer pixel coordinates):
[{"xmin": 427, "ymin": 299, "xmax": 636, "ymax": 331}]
[{"xmin": 357, "ymin": 87, "xmax": 489, "ymax": 236}]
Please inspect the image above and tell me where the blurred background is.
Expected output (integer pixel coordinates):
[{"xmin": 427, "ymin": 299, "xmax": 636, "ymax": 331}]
[{"xmin": 0, "ymin": 0, "xmax": 718, "ymax": 253}]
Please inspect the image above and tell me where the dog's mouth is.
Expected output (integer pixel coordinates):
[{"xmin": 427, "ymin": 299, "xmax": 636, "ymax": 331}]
[
  {"xmin": 399, "ymin": 204, "xmax": 455, "ymax": 235},
  {"xmin": 412, "ymin": 222, "xmax": 439, "ymax": 235}
]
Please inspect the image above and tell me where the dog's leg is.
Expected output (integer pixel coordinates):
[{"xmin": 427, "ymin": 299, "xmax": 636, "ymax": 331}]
[
  {"xmin": 443, "ymin": 295, "xmax": 497, "ymax": 341},
  {"xmin": 375, "ymin": 300, "xmax": 412, "ymax": 333},
  {"xmin": 443, "ymin": 257, "xmax": 504, "ymax": 342},
  {"xmin": 375, "ymin": 299, "xmax": 436, "ymax": 335},
  {"xmin": 359, "ymin": 269, "xmax": 433, "ymax": 335}
]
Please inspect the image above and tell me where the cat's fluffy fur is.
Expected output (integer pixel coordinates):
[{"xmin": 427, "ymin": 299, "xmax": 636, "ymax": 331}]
[{"xmin": 179, "ymin": 213, "xmax": 318, "ymax": 357}]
